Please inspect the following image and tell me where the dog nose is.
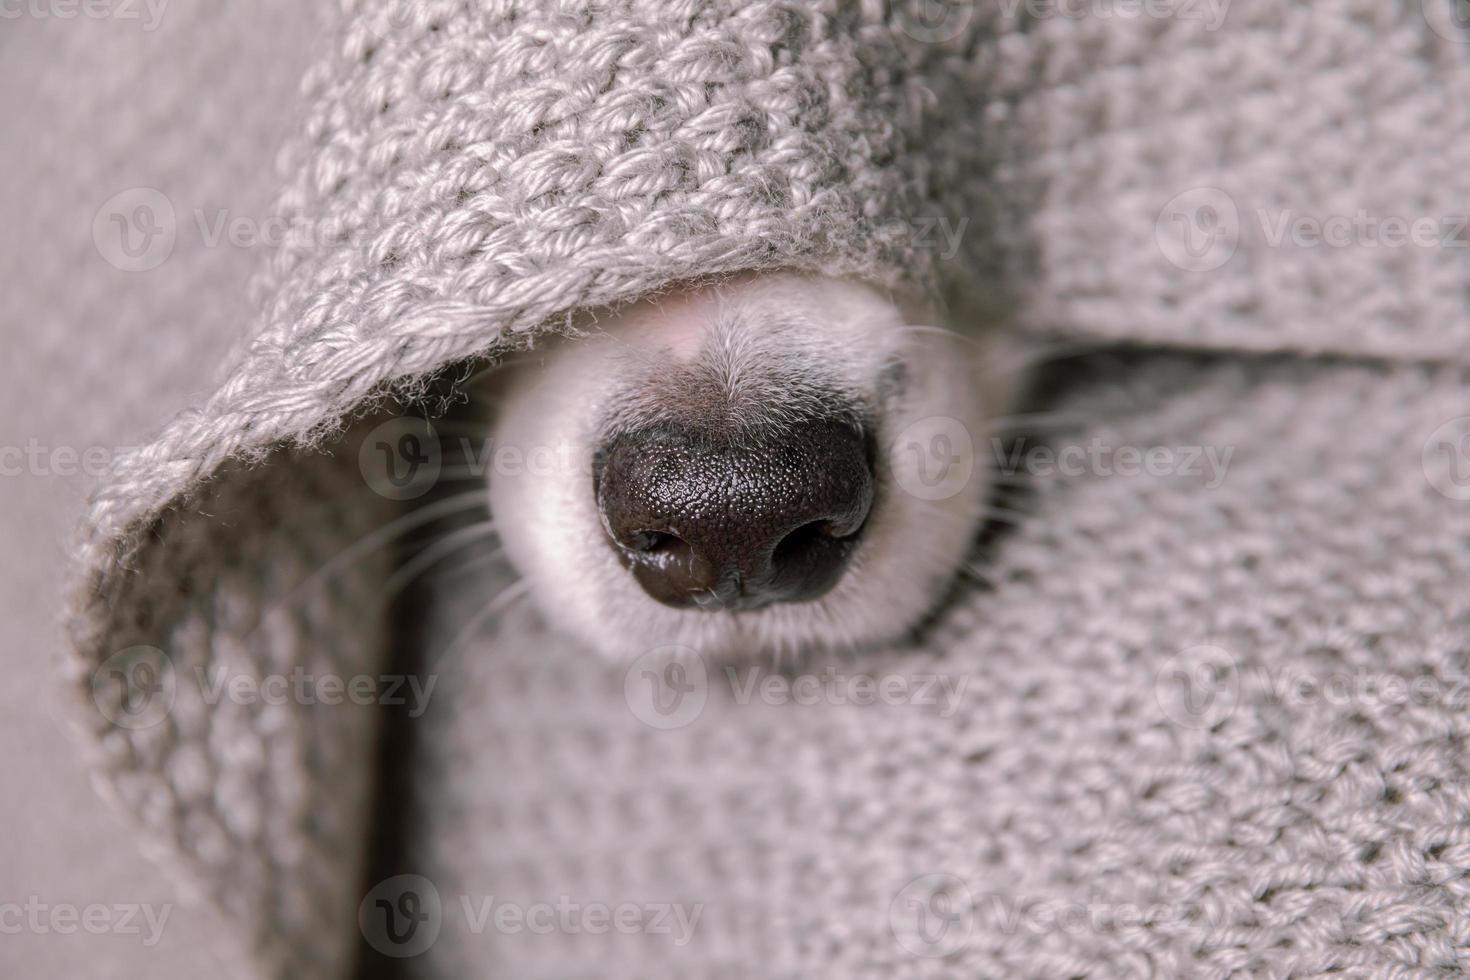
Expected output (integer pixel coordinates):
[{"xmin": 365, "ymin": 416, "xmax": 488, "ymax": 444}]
[{"xmin": 596, "ymin": 418, "xmax": 874, "ymax": 610}]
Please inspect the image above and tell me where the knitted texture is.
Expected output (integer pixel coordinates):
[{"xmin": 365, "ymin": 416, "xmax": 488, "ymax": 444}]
[
  {"xmin": 401, "ymin": 353, "xmax": 1470, "ymax": 979},
  {"xmin": 59, "ymin": 2, "xmax": 1470, "ymax": 978},
  {"xmin": 994, "ymin": 0, "xmax": 1470, "ymax": 358},
  {"xmin": 6, "ymin": 3, "xmax": 327, "ymax": 977},
  {"xmin": 66, "ymin": 439, "xmax": 399, "ymax": 976}
]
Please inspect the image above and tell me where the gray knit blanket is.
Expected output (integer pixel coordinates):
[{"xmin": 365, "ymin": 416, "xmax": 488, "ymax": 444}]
[{"xmin": 62, "ymin": 2, "xmax": 1470, "ymax": 978}]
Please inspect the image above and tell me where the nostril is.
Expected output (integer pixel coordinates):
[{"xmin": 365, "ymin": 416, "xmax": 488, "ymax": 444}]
[
  {"xmin": 769, "ymin": 518, "xmax": 862, "ymax": 602},
  {"xmin": 622, "ymin": 533, "xmax": 723, "ymax": 610},
  {"xmin": 626, "ymin": 529, "xmax": 679, "ymax": 554},
  {"xmin": 772, "ymin": 520, "xmax": 835, "ymax": 565}
]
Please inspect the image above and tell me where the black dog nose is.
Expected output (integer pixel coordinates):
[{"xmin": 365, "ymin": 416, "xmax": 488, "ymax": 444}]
[{"xmin": 596, "ymin": 418, "xmax": 874, "ymax": 610}]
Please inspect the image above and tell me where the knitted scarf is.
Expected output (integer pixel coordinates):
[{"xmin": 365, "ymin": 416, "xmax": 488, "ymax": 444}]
[{"xmin": 63, "ymin": 2, "xmax": 1470, "ymax": 976}]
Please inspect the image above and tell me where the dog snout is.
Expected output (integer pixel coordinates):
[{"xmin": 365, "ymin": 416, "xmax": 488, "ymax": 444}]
[{"xmin": 596, "ymin": 417, "xmax": 874, "ymax": 611}]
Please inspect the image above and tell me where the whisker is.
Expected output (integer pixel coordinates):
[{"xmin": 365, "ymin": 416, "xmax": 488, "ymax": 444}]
[
  {"xmin": 904, "ymin": 503, "xmax": 1032, "ymax": 536},
  {"xmin": 458, "ymin": 348, "xmax": 559, "ymax": 388},
  {"xmin": 261, "ymin": 490, "xmax": 492, "ymax": 622},
  {"xmin": 382, "ymin": 522, "xmax": 501, "ymax": 599},
  {"xmin": 979, "ymin": 504, "xmax": 1037, "ymax": 522},
  {"xmin": 430, "ymin": 462, "xmax": 583, "ymax": 483},
  {"xmin": 436, "ymin": 578, "xmax": 533, "ymax": 662},
  {"xmin": 908, "ymin": 499, "xmax": 987, "ymax": 525},
  {"xmin": 890, "ymin": 326, "xmax": 1004, "ymax": 368},
  {"xmin": 894, "ymin": 322, "xmax": 986, "ymax": 347},
  {"xmin": 892, "ymin": 325, "xmax": 1110, "ymax": 378},
  {"xmin": 385, "ymin": 540, "xmax": 509, "ymax": 609},
  {"xmin": 960, "ymin": 563, "xmax": 999, "ymax": 588},
  {"xmin": 431, "ymin": 540, "xmax": 512, "ymax": 583},
  {"xmin": 979, "ymin": 494, "xmax": 1042, "ymax": 514},
  {"xmin": 990, "ymin": 338, "xmax": 1112, "ymax": 375},
  {"xmin": 404, "ymin": 419, "xmax": 493, "ymax": 434}
]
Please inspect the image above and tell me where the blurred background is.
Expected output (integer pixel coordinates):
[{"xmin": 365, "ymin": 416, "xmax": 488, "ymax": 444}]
[{"xmin": 1, "ymin": 3, "xmax": 330, "ymax": 975}]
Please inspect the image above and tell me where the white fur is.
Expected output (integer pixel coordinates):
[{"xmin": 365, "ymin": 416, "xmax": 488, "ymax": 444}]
[{"xmin": 485, "ymin": 274, "xmax": 1020, "ymax": 661}]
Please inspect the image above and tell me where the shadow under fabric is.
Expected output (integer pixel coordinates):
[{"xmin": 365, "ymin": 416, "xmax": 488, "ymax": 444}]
[{"xmin": 63, "ymin": 2, "xmax": 1470, "ymax": 977}]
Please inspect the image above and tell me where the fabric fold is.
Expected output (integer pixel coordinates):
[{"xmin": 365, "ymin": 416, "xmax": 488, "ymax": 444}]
[{"xmin": 61, "ymin": 2, "xmax": 1470, "ymax": 977}]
